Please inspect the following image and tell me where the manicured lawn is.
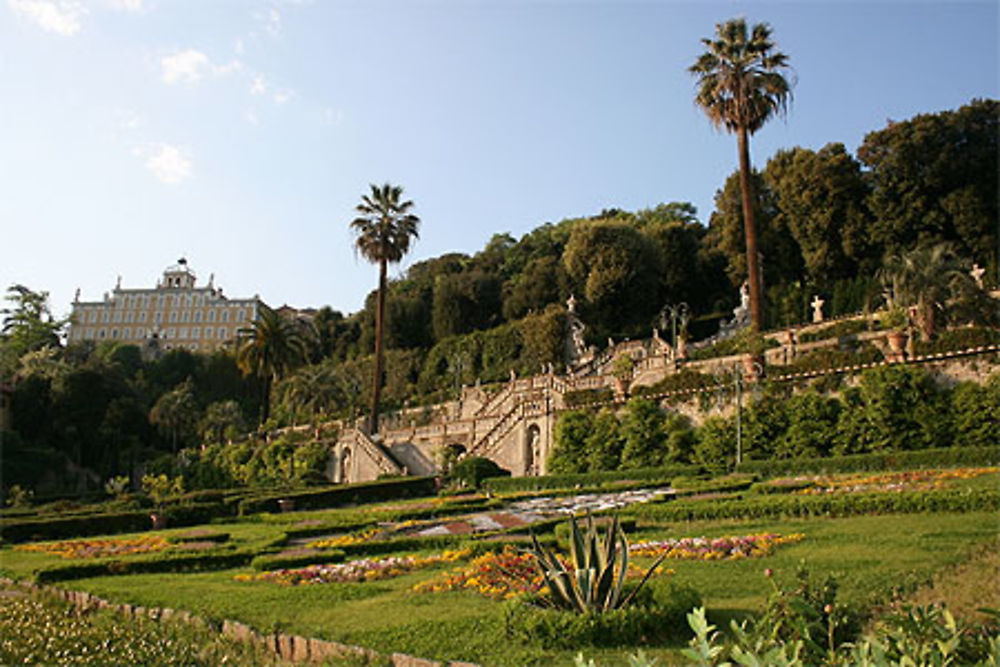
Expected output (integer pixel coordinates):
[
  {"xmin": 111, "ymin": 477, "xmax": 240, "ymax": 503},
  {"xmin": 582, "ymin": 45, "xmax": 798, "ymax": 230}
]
[{"xmin": 8, "ymin": 510, "xmax": 989, "ymax": 666}]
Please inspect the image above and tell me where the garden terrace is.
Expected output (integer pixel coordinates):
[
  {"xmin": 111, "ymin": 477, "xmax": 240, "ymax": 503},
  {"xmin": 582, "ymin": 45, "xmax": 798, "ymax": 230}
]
[{"xmin": 0, "ymin": 461, "xmax": 996, "ymax": 665}]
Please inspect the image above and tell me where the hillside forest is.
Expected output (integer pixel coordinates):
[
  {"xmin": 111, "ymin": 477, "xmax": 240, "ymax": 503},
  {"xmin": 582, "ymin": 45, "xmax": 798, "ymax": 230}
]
[{"xmin": 1, "ymin": 99, "xmax": 997, "ymax": 496}]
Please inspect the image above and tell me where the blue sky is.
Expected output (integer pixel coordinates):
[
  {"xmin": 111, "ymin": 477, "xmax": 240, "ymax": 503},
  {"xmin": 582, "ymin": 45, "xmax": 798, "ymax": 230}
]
[{"xmin": 1, "ymin": 0, "xmax": 997, "ymax": 321}]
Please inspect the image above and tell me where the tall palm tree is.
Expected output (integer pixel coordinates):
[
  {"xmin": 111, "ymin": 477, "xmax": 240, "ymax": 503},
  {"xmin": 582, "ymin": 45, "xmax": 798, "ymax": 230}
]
[
  {"xmin": 278, "ymin": 362, "xmax": 343, "ymax": 429},
  {"xmin": 149, "ymin": 379, "xmax": 199, "ymax": 454},
  {"xmin": 350, "ymin": 183, "xmax": 420, "ymax": 436},
  {"xmin": 235, "ymin": 304, "xmax": 310, "ymax": 425},
  {"xmin": 690, "ymin": 18, "xmax": 792, "ymax": 335}
]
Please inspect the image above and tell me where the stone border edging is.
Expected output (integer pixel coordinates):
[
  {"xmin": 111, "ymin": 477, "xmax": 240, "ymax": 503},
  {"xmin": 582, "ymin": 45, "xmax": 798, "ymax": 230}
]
[{"xmin": 0, "ymin": 577, "xmax": 479, "ymax": 667}]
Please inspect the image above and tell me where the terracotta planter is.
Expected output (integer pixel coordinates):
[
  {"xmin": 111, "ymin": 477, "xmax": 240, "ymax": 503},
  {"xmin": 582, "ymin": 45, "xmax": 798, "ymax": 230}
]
[
  {"xmin": 742, "ymin": 355, "xmax": 764, "ymax": 381},
  {"xmin": 886, "ymin": 330, "xmax": 908, "ymax": 359}
]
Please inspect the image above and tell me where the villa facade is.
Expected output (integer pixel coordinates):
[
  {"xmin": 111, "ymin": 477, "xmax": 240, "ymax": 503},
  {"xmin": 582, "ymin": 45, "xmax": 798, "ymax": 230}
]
[{"xmin": 67, "ymin": 260, "xmax": 263, "ymax": 352}]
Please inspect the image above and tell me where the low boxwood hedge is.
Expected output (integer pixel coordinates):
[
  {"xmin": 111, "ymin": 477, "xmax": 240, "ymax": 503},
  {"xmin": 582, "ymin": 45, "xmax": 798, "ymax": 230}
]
[
  {"xmin": 735, "ymin": 446, "xmax": 998, "ymax": 478},
  {"xmin": 481, "ymin": 464, "xmax": 701, "ymax": 494},
  {"xmin": 627, "ymin": 488, "xmax": 1000, "ymax": 524},
  {"xmin": 33, "ymin": 550, "xmax": 256, "ymax": 584},
  {"xmin": 0, "ymin": 511, "xmax": 153, "ymax": 544},
  {"xmin": 236, "ymin": 477, "xmax": 437, "ymax": 516},
  {"xmin": 250, "ymin": 548, "xmax": 346, "ymax": 571},
  {"xmin": 0, "ymin": 500, "xmax": 234, "ymax": 544}
]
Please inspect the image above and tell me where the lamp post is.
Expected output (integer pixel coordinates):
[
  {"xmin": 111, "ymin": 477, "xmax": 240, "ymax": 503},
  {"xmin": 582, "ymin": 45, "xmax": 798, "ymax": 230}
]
[
  {"xmin": 713, "ymin": 358, "xmax": 763, "ymax": 469},
  {"xmin": 660, "ymin": 303, "xmax": 690, "ymax": 357},
  {"xmin": 733, "ymin": 358, "xmax": 763, "ymax": 467}
]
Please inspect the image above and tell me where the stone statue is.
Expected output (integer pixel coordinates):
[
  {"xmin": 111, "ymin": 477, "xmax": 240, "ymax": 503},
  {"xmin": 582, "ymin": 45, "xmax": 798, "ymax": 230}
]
[
  {"xmin": 567, "ymin": 294, "xmax": 577, "ymax": 314},
  {"xmin": 971, "ymin": 263, "xmax": 986, "ymax": 289},
  {"xmin": 811, "ymin": 295, "xmax": 825, "ymax": 323},
  {"xmin": 731, "ymin": 282, "xmax": 750, "ymax": 324}
]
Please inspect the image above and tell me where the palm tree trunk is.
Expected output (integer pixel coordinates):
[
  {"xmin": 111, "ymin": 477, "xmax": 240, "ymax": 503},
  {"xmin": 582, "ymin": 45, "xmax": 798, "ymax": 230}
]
[
  {"xmin": 370, "ymin": 257, "xmax": 388, "ymax": 435},
  {"xmin": 260, "ymin": 375, "xmax": 272, "ymax": 425},
  {"xmin": 737, "ymin": 127, "xmax": 764, "ymax": 335}
]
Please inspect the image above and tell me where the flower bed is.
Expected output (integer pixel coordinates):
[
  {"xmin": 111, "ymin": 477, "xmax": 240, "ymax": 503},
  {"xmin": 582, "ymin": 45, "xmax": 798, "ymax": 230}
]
[
  {"xmin": 629, "ymin": 532, "xmax": 804, "ymax": 560},
  {"xmin": 15, "ymin": 535, "xmax": 170, "ymax": 560},
  {"xmin": 235, "ymin": 548, "xmax": 469, "ymax": 586},
  {"xmin": 413, "ymin": 546, "xmax": 542, "ymax": 600},
  {"xmin": 413, "ymin": 546, "xmax": 675, "ymax": 600},
  {"xmin": 306, "ymin": 527, "xmax": 382, "ymax": 548}
]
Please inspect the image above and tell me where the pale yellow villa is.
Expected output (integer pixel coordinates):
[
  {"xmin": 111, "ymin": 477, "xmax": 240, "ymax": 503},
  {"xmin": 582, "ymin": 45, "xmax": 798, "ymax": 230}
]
[{"xmin": 67, "ymin": 260, "xmax": 263, "ymax": 352}]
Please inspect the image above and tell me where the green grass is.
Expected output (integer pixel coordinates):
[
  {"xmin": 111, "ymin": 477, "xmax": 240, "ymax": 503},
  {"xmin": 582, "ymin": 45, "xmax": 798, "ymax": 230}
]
[
  {"xmin": 3, "ymin": 511, "xmax": 987, "ymax": 666},
  {"xmin": 0, "ymin": 584, "xmax": 279, "ymax": 666}
]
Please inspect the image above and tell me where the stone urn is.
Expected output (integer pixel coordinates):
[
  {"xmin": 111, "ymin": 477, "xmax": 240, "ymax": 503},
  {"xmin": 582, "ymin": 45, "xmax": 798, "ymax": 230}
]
[{"xmin": 886, "ymin": 330, "xmax": 908, "ymax": 361}]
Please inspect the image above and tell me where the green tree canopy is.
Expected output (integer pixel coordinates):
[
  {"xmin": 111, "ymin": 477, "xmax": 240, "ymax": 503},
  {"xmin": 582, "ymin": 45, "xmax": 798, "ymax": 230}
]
[{"xmin": 858, "ymin": 99, "xmax": 999, "ymax": 272}]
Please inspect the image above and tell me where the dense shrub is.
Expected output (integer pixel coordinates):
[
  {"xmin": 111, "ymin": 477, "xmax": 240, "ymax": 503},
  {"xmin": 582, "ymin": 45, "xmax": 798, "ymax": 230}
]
[
  {"xmin": 586, "ymin": 409, "xmax": 624, "ymax": 472},
  {"xmin": 833, "ymin": 365, "xmax": 951, "ymax": 454},
  {"xmin": 951, "ymin": 374, "xmax": 1000, "ymax": 448},
  {"xmin": 620, "ymin": 399, "xmax": 668, "ymax": 469},
  {"xmin": 548, "ymin": 411, "xmax": 593, "ymax": 474},
  {"xmin": 451, "ymin": 457, "xmax": 510, "ymax": 489},
  {"xmin": 503, "ymin": 581, "xmax": 701, "ymax": 648}
]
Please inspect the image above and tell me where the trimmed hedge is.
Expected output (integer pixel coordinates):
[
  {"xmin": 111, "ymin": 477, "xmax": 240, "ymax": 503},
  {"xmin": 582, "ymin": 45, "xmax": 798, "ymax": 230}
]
[
  {"xmin": 251, "ymin": 548, "xmax": 346, "ymax": 571},
  {"xmin": 167, "ymin": 529, "xmax": 230, "ymax": 544},
  {"xmin": 33, "ymin": 550, "xmax": 256, "ymax": 584},
  {"xmin": 0, "ymin": 501, "xmax": 234, "ymax": 544},
  {"xmin": 671, "ymin": 473, "xmax": 756, "ymax": 496},
  {"xmin": 735, "ymin": 446, "xmax": 998, "ymax": 478},
  {"xmin": 481, "ymin": 464, "xmax": 701, "ymax": 494},
  {"xmin": 627, "ymin": 488, "xmax": 1000, "ymax": 524},
  {"xmin": 236, "ymin": 477, "xmax": 437, "ymax": 516},
  {"xmin": 0, "ymin": 511, "xmax": 153, "ymax": 544}
]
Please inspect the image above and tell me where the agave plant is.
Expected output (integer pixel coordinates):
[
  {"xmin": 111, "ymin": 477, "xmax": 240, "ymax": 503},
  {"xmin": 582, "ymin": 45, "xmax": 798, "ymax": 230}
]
[{"xmin": 529, "ymin": 513, "xmax": 666, "ymax": 613}]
